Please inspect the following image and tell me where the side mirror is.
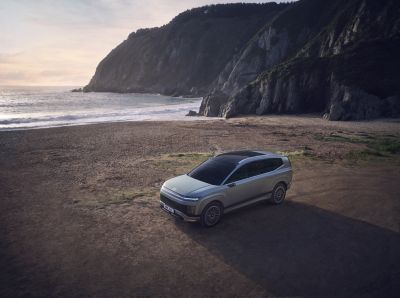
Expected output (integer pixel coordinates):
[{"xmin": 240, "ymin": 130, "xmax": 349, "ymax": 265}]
[{"xmin": 227, "ymin": 182, "xmax": 236, "ymax": 188}]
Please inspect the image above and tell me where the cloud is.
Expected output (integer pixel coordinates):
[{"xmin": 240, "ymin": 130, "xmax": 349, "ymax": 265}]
[
  {"xmin": 0, "ymin": 52, "xmax": 24, "ymax": 64},
  {"xmin": 0, "ymin": 70, "xmax": 32, "ymax": 82},
  {"xmin": 0, "ymin": 47, "xmax": 96, "ymax": 85}
]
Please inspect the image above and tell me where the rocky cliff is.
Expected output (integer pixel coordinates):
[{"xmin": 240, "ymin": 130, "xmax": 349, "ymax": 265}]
[
  {"xmin": 84, "ymin": 3, "xmax": 287, "ymax": 96},
  {"xmin": 200, "ymin": 0, "xmax": 400, "ymax": 120},
  {"xmin": 86, "ymin": 0, "xmax": 400, "ymax": 120}
]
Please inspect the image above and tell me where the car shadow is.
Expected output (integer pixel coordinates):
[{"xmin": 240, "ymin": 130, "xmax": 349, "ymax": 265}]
[{"xmin": 176, "ymin": 201, "xmax": 400, "ymax": 296}]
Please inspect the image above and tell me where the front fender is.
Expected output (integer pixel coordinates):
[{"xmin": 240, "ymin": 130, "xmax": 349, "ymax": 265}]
[{"xmin": 197, "ymin": 194, "xmax": 226, "ymax": 214}]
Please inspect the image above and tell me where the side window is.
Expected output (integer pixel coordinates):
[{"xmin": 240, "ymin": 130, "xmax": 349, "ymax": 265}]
[
  {"xmin": 247, "ymin": 161, "xmax": 266, "ymax": 177},
  {"xmin": 225, "ymin": 158, "xmax": 283, "ymax": 184},
  {"xmin": 225, "ymin": 164, "xmax": 251, "ymax": 184},
  {"xmin": 261, "ymin": 158, "xmax": 283, "ymax": 173}
]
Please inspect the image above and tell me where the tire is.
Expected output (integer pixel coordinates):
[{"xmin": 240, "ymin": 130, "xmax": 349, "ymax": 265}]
[
  {"xmin": 200, "ymin": 202, "xmax": 222, "ymax": 227},
  {"xmin": 271, "ymin": 183, "xmax": 287, "ymax": 205}
]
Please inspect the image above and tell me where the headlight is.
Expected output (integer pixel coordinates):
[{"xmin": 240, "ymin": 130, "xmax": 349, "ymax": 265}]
[{"xmin": 182, "ymin": 197, "xmax": 199, "ymax": 201}]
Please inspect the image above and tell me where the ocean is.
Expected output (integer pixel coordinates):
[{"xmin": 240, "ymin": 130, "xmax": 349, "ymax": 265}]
[{"xmin": 0, "ymin": 86, "xmax": 207, "ymax": 130}]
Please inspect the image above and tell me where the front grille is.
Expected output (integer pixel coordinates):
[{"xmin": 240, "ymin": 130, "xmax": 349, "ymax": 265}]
[{"xmin": 160, "ymin": 193, "xmax": 187, "ymax": 214}]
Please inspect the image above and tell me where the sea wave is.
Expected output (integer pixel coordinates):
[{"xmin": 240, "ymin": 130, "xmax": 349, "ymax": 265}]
[
  {"xmin": 0, "ymin": 107, "xmax": 196, "ymax": 125},
  {"xmin": 0, "ymin": 99, "xmax": 210, "ymax": 130},
  {"xmin": 0, "ymin": 87, "xmax": 213, "ymax": 130}
]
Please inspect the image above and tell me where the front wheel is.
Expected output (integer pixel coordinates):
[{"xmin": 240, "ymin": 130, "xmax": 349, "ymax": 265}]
[
  {"xmin": 271, "ymin": 183, "xmax": 287, "ymax": 205},
  {"xmin": 200, "ymin": 202, "xmax": 222, "ymax": 227}
]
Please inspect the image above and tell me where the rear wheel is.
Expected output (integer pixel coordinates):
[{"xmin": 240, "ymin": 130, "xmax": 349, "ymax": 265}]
[
  {"xmin": 201, "ymin": 202, "xmax": 222, "ymax": 227},
  {"xmin": 271, "ymin": 183, "xmax": 286, "ymax": 205}
]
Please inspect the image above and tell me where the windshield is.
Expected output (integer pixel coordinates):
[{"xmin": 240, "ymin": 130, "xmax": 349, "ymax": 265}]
[{"xmin": 188, "ymin": 159, "xmax": 236, "ymax": 185}]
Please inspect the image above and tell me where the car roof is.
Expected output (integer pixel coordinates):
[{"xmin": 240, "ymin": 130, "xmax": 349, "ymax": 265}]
[{"xmin": 214, "ymin": 150, "xmax": 283, "ymax": 165}]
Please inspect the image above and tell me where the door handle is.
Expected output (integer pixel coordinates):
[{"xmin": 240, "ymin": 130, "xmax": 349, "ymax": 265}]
[{"xmin": 227, "ymin": 183, "xmax": 236, "ymax": 188}]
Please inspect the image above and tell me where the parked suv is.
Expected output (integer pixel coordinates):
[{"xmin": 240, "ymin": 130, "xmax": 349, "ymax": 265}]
[{"xmin": 160, "ymin": 150, "xmax": 292, "ymax": 227}]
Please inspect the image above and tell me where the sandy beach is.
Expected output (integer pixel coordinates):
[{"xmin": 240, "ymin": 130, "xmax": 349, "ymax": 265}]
[{"xmin": 1, "ymin": 116, "xmax": 399, "ymax": 296}]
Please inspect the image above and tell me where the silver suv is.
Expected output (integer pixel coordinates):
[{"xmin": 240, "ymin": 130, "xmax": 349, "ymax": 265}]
[{"xmin": 160, "ymin": 150, "xmax": 292, "ymax": 227}]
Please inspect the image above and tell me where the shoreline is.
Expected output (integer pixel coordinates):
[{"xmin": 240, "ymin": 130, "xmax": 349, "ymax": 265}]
[
  {"xmin": 0, "ymin": 87, "xmax": 205, "ymax": 131},
  {"xmin": 1, "ymin": 114, "xmax": 399, "ymax": 134},
  {"xmin": 0, "ymin": 115, "xmax": 221, "ymax": 132}
]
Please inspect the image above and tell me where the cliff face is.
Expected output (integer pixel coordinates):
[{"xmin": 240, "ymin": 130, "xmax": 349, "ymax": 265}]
[
  {"xmin": 200, "ymin": 0, "xmax": 400, "ymax": 120},
  {"xmin": 84, "ymin": 3, "xmax": 287, "ymax": 96},
  {"xmin": 86, "ymin": 0, "xmax": 400, "ymax": 120}
]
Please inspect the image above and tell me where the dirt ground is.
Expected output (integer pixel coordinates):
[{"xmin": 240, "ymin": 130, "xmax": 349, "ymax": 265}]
[{"xmin": 0, "ymin": 116, "xmax": 399, "ymax": 296}]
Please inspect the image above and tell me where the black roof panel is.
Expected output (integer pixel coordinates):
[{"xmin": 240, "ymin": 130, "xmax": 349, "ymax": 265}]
[
  {"xmin": 219, "ymin": 150, "xmax": 264, "ymax": 157},
  {"xmin": 214, "ymin": 150, "xmax": 264, "ymax": 165}
]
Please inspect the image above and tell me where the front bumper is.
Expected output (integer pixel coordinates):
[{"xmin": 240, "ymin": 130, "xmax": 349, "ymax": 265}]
[{"xmin": 160, "ymin": 201, "xmax": 200, "ymax": 222}]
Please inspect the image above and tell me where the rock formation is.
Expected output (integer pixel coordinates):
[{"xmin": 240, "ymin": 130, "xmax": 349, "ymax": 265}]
[
  {"xmin": 86, "ymin": 0, "xmax": 400, "ymax": 120},
  {"xmin": 84, "ymin": 3, "xmax": 287, "ymax": 96}
]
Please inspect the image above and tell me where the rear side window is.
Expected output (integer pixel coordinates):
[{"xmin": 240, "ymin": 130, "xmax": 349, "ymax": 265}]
[
  {"xmin": 262, "ymin": 158, "xmax": 283, "ymax": 173},
  {"xmin": 225, "ymin": 158, "xmax": 283, "ymax": 183}
]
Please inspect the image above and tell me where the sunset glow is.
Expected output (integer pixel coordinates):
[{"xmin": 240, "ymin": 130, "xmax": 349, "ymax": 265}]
[{"xmin": 0, "ymin": 0, "xmax": 283, "ymax": 86}]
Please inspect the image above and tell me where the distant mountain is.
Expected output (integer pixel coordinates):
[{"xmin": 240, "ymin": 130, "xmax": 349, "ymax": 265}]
[{"xmin": 85, "ymin": 0, "xmax": 400, "ymax": 120}]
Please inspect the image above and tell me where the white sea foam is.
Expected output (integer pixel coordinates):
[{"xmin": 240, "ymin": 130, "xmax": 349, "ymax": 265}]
[{"xmin": 0, "ymin": 86, "xmax": 214, "ymax": 130}]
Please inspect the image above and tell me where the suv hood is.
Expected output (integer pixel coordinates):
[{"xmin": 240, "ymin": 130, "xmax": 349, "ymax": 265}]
[{"xmin": 163, "ymin": 174, "xmax": 211, "ymax": 197}]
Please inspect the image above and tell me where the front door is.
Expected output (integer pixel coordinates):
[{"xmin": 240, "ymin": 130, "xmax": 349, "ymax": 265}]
[{"xmin": 224, "ymin": 162, "xmax": 259, "ymax": 207}]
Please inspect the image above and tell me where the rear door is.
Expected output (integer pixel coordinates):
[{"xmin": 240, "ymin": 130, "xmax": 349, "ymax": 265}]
[{"xmin": 257, "ymin": 158, "xmax": 284, "ymax": 193}]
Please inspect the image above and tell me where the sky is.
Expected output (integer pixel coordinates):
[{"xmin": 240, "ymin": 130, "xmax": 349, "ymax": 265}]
[{"xmin": 0, "ymin": 0, "xmax": 288, "ymax": 86}]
